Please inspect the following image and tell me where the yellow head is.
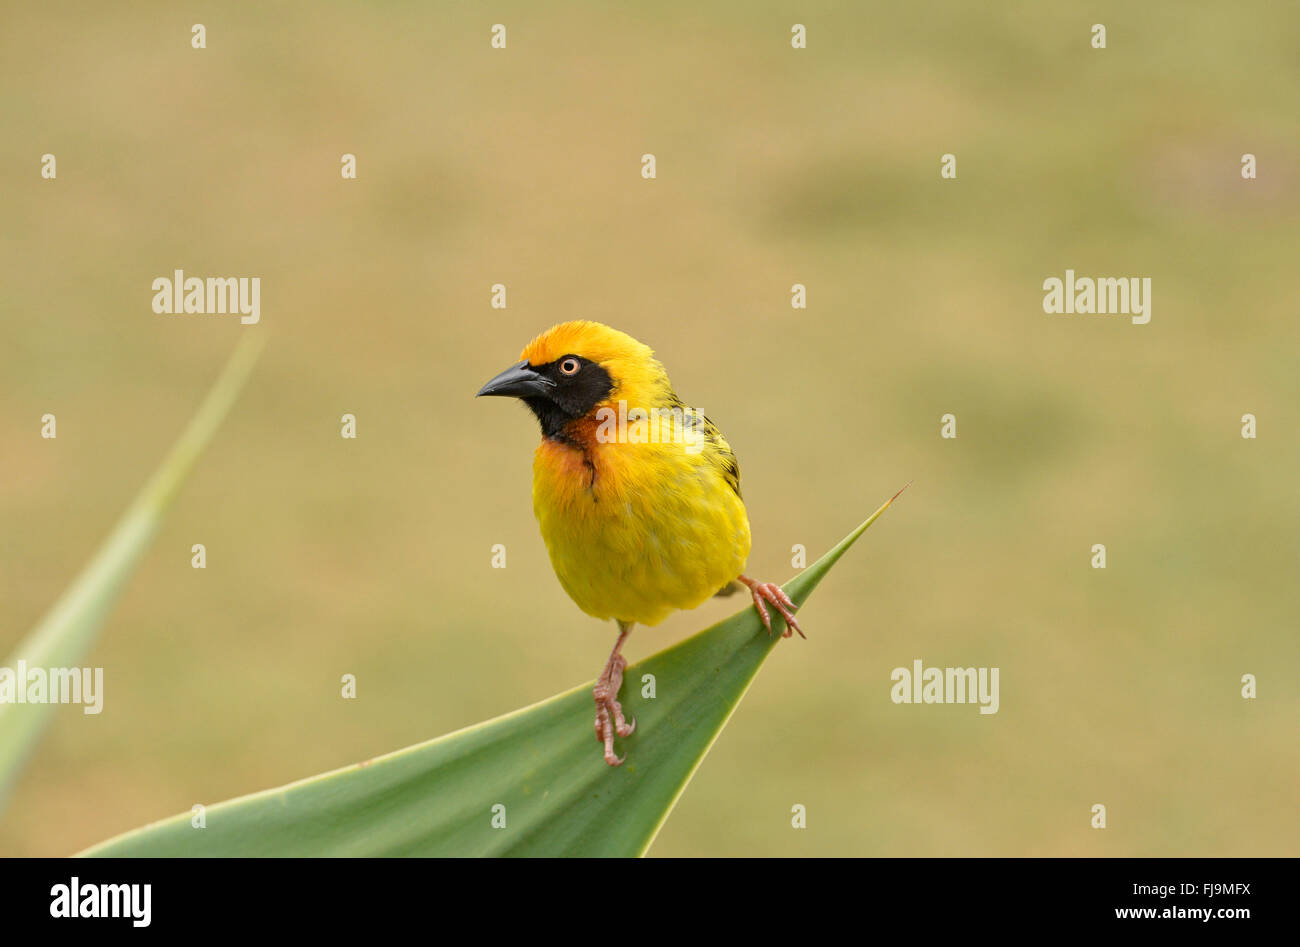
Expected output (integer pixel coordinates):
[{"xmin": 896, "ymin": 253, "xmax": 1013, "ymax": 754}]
[{"xmin": 476, "ymin": 321, "xmax": 675, "ymax": 438}]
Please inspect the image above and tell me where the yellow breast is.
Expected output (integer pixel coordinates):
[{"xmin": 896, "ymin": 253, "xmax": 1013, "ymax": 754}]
[{"xmin": 532, "ymin": 431, "xmax": 751, "ymax": 626}]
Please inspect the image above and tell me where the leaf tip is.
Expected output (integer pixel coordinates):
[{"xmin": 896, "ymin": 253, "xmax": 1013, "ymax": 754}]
[{"xmin": 888, "ymin": 481, "xmax": 912, "ymax": 505}]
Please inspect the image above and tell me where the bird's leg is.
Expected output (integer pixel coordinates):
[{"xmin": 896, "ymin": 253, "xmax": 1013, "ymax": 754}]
[
  {"xmin": 593, "ymin": 621, "xmax": 636, "ymax": 766},
  {"xmin": 737, "ymin": 574, "xmax": 804, "ymax": 639}
]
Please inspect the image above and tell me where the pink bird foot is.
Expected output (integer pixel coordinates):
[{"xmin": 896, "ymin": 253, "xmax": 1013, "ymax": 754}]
[{"xmin": 738, "ymin": 574, "xmax": 804, "ymax": 639}]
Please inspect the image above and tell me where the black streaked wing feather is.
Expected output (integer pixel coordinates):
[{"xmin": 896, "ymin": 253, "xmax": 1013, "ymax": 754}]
[
  {"xmin": 666, "ymin": 394, "xmax": 742, "ymax": 499},
  {"xmin": 695, "ymin": 411, "xmax": 742, "ymax": 500}
]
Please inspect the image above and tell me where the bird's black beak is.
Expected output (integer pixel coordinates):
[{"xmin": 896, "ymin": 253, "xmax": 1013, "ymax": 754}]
[{"xmin": 476, "ymin": 361, "xmax": 555, "ymax": 399}]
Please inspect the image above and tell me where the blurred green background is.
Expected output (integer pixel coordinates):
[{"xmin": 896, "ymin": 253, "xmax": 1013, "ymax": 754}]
[{"xmin": 2, "ymin": 1, "xmax": 1297, "ymax": 857}]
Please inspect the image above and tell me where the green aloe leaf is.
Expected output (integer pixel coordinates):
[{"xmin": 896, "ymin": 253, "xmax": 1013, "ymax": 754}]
[
  {"xmin": 0, "ymin": 336, "xmax": 264, "ymax": 809},
  {"xmin": 79, "ymin": 486, "xmax": 905, "ymax": 857}
]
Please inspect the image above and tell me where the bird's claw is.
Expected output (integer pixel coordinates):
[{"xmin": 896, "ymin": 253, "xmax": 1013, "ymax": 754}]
[
  {"xmin": 740, "ymin": 576, "xmax": 805, "ymax": 638},
  {"xmin": 593, "ymin": 654, "xmax": 634, "ymax": 766}
]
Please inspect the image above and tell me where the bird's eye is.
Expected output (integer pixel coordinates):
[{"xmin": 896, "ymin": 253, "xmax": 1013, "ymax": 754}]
[{"xmin": 559, "ymin": 357, "xmax": 581, "ymax": 376}]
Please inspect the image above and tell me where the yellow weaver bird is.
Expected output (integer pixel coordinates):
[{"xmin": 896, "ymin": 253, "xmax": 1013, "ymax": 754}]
[{"xmin": 477, "ymin": 321, "xmax": 801, "ymax": 766}]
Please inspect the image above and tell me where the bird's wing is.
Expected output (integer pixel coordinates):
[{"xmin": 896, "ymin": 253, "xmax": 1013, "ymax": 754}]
[
  {"xmin": 693, "ymin": 411, "xmax": 742, "ymax": 500},
  {"xmin": 664, "ymin": 392, "xmax": 742, "ymax": 498}
]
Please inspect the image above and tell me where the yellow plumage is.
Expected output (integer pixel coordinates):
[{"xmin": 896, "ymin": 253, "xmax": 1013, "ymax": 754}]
[
  {"xmin": 521, "ymin": 322, "xmax": 751, "ymax": 626},
  {"xmin": 479, "ymin": 319, "xmax": 799, "ymax": 764}
]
